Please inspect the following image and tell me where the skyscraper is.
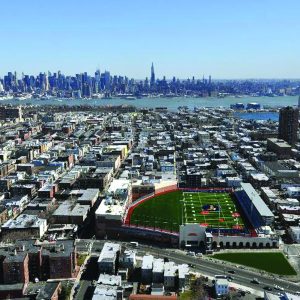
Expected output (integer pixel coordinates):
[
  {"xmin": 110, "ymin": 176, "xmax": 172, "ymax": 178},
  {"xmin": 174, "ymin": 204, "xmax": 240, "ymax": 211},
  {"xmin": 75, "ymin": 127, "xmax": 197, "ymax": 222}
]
[
  {"xmin": 150, "ymin": 63, "xmax": 155, "ymax": 86},
  {"xmin": 278, "ymin": 106, "xmax": 299, "ymax": 145}
]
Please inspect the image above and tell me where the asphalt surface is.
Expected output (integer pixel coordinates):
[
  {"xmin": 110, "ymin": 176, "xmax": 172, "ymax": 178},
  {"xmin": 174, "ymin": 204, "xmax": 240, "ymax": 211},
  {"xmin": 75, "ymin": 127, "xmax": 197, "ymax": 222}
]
[
  {"xmin": 75, "ymin": 239, "xmax": 300, "ymax": 295},
  {"xmin": 135, "ymin": 244, "xmax": 300, "ymax": 295}
]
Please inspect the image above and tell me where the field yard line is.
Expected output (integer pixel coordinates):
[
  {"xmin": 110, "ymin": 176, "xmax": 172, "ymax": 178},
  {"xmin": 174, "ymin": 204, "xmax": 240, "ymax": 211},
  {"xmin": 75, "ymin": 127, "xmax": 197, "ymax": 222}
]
[
  {"xmin": 220, "ymin": 196, "xmax": 229, "ymax": 229},
  {"xmin": 197, "ymin": 192, "xmax": 206, "ymax": 224}
]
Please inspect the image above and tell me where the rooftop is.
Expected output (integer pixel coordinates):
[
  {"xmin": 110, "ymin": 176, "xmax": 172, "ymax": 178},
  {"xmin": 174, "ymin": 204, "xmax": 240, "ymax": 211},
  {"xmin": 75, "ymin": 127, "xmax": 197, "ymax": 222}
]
[
  {"xmin": 241, "ymin": 183, "xmax": 274, "ymax": 218},
  {"xmin": 142, "ymin": 255, "xmax": 154, "ymax": 270},
  {"xmin": 97, "ymin": 274, "xmax": 122, "ymax": 286},
  {"xmin": 98, "ymin": 242, "xmax": 120, "ymax": 263},
  {"xmin": 2, "ymin": 214, "xmax": 47, "ymax": 229}
]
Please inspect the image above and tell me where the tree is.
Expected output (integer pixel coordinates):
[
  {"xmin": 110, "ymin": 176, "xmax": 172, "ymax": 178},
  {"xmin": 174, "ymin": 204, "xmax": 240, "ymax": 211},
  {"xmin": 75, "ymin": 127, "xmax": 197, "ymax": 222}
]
[{"xmin": 190, "ymin": 276, "xmax": 208, "ymax": 300}]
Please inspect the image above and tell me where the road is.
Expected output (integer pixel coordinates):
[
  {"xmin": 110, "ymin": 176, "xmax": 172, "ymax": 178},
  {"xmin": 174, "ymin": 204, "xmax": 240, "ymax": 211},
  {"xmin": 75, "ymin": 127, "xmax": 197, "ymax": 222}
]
[
  {"xmin": 75, "ymin": 239, "xmax": 300, "ymax": 295},
  {"xmin": 135, "ymin": 244, "xmax": 300, "ymax": 294}
]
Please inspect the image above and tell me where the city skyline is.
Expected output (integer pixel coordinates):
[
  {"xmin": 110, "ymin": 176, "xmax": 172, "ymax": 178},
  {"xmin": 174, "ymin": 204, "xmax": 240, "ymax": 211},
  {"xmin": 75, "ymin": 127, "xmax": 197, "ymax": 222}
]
[
  {"xmin": 1, "ymin": 0, "xmax": 300, "ymax": 79},
  {"xmin": 1, "ymin": 66, "xmax": 300, "ymax": 81},
  {"xmin": 2, "ymin": 64, "xmax": 299, "ymax": 100}
]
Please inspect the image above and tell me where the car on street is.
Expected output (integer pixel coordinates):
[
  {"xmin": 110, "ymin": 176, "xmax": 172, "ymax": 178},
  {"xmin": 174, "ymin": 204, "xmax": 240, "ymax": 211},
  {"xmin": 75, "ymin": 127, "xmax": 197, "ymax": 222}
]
[
  {"xmin": 274, "ymin": 285, "xmax": 284, "ymax": 291},
  {"xmin": 251, "ymin": 278, "xmax": 260, "ymax": 284}
]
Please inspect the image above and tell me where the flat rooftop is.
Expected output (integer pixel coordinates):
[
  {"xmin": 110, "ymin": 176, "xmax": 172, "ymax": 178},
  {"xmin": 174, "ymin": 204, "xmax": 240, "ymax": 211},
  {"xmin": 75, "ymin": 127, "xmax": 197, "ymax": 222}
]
[
  {"xmin": 2, "ymin": 214, "xmax": 46, "ymax": 229},
  {"xmin": 241, "ymin": 183, "xmax": 274, "ymax": 218},
  {"xmin": 142, "ymin": 255, "xmax": 154, "ymax": 270},
  {"xmin": 97, "ymin": 274, "xmax": 121, "ymax": 286},
  {"xmin": 53, "ymin": 202, "xmax": 89, "ymax": 217},
  {"xmin": 98, "ymin": 242, "xmax": 120, "ymax": 263}
]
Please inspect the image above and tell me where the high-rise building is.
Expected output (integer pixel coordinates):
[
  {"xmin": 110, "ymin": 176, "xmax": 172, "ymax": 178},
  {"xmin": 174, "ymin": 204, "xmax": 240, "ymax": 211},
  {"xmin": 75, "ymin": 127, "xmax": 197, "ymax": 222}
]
[
  {"xmin": 104, "ymin": 71, "xmax": 111, "ymax": 90},
  {"xmin": 278, "ymin": 106, "xmax": 299, "ymax": 145},
  {"xmin": 150, "ymin": 63, "xmax": 155, "ymax": 86}
]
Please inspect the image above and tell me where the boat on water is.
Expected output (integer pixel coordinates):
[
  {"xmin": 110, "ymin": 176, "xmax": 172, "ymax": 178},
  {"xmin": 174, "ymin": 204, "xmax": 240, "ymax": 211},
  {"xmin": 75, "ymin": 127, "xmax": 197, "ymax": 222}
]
[
  {"xmin": 118, "ymin": 94, "xmax": 137, "ymax": 100},
  {"xmin": 15, "ymin": 93, "xmax": 32, "ymax": 101},
  {"xmin": 124, "ymin": 96, "xmax": 137, "ymax": 100},
  {"xmin": 148, "ymin": 94, "xmax": 160, "ymax": 98},
  {"xmin": 91, "ymin": 93, "xmax": 105, "ymax": 99},
  {"xmin": 40, "ymin": 95, "xmax": 54, "ymax": 101}
]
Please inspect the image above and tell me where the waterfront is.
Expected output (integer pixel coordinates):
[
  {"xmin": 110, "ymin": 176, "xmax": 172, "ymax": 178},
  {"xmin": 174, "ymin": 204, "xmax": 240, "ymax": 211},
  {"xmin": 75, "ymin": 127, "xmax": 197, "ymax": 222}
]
[{"xmin": 0, "ymin": 95, "xmax": 298, "ymax": 111}]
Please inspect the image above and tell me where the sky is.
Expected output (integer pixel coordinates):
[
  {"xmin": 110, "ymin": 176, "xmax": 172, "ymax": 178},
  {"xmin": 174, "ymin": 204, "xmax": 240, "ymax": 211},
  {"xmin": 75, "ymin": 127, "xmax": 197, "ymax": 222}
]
[{"xmin": 0, "ymin": 0, "xmax": 299, "ymax": 79}]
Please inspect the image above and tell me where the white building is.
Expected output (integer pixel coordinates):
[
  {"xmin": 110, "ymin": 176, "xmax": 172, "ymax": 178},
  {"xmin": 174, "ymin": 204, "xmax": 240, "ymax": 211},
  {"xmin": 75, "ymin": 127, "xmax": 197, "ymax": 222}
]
[
  {"xmin": 164, "ymin": 262, "xmax": 178, "ymax": 289},
  {"xmin": 215, "ymin": 278, "xmax": 229, "ymax": 296},
  {"xmin": 97, "ymin": 242, "xmax": 120, "ymax": 275},
  {"xmin": 97, "ymin": 274, "xmax": 122, "ymax": 286},
  {"xmin": 95, "ymin": 178, "xmax": 131, "ymax": 237},
  {"xmin": 119, "ymin": 249, "xmax": 136, "ymax": 268},
  {"xmin": 153, "ymin": 258, "xmax": 164, "ymax": 283},
  {"xmin": 141, "ymin": 255, "xmax": 154, "ymax": 284},
  {"xmin": 178, "ymin": 264, "xmax": 190, "ymax": 290},
  {"xmin": 92, "ymin": 274, "xmax": 123, "ymax": 300}
]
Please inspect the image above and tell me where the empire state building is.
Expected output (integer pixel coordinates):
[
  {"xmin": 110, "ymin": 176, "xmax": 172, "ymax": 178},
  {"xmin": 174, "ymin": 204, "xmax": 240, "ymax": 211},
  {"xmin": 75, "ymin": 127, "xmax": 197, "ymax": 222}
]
[{"xmin": 150, "ymin": 63, "xmax": 155, "ymax": 86}]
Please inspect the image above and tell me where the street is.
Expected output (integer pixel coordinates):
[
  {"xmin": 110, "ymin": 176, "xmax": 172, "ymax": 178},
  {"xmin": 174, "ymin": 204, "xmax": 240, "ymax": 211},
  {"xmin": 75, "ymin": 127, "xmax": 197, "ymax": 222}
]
[{"xmin": 75, "ymin": 239, "xmax": 300, "ymax": 295}]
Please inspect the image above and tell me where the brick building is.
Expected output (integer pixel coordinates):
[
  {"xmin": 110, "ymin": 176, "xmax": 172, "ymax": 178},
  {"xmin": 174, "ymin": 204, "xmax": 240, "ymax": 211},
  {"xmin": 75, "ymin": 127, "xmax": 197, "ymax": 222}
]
[{"xmin": 3, "ymin": 252, "xmax": 29, "ymax": 284}]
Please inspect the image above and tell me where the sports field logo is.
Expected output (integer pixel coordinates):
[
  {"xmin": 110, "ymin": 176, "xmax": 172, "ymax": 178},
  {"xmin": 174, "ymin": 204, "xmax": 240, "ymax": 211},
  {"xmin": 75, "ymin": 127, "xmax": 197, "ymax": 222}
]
[{"xmin": 202, "ymin": 204, "xmax": 220, "ymax": 212}]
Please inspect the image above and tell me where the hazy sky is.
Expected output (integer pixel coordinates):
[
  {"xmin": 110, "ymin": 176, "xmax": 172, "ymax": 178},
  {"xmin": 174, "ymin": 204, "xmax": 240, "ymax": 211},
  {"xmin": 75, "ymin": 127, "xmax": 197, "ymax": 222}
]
[{"xmin": 1, "ymin": 0, "xmax": 299, "ymax": 79}]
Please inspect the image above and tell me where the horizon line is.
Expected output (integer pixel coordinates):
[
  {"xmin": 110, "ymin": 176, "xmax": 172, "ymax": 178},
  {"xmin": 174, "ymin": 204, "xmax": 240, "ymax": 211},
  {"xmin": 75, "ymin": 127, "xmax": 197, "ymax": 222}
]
[{"xmin": 0, "ymin": 71, "xmax": 300, "ymax": 81}]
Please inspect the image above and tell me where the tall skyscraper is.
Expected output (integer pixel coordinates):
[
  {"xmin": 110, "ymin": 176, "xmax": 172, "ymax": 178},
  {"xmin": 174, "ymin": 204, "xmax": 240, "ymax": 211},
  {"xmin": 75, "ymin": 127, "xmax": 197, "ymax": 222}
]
[
  {"xmin": 278, "ymin": 106, "xmax": 299, "ymax": 145},
  {"xmin": 104, "ymin": 71, "xmax": 111, "ymax": 90},
  {"xmin": 150, "ymin": 63, "xmax": 155, "ymax": 86}
]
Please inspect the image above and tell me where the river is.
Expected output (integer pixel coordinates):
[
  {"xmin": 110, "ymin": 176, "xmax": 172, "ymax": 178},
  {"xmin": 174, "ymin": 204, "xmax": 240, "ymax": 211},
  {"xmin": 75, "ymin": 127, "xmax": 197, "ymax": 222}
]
[{"xmin": 1, "ymin": 95, "xmax": 298, "ymax": 112}]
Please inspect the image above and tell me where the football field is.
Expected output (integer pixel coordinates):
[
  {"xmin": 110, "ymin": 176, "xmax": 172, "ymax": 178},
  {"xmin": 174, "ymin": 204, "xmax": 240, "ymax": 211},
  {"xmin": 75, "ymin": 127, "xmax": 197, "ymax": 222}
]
[{"xmin": 129, "ymin": 190, "xmax": 245, "ymax": 232}]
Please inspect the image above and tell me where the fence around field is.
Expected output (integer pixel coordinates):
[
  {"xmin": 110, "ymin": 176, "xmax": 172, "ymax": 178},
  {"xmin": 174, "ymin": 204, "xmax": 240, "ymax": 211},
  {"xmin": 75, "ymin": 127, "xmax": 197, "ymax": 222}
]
[
  {"xmin": 121, "ymin": 224, "xmax": 179, "ymax": 237},
  {"xmin": 124, "ymin": 185, "xmax": 249, "ymax": 236}
]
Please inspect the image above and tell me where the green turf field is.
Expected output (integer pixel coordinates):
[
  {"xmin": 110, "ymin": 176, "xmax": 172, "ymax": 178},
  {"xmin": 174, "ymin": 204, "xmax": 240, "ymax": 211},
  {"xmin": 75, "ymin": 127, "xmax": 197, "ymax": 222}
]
[
  {"xmin": 213, "ymin": 252, "xmax": 297, "ymax": 275},
  {"xmin": 129, "ymin": 190, "xmax": 244, "ymax": 232}
]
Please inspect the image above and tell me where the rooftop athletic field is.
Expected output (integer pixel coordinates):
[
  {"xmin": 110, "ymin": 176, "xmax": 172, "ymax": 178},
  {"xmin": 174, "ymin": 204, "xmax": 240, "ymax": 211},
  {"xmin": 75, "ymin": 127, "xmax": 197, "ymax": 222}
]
[{"xmin": 129, "ymin": 190, "xmax": 245, "ymax": 232}]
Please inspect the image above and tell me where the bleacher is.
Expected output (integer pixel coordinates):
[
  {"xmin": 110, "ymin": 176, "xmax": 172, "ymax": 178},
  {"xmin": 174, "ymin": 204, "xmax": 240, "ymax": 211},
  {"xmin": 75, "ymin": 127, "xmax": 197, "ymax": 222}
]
[{"xmin": 234, "ymin": 190, "xmax": 264, "ymax": 229}]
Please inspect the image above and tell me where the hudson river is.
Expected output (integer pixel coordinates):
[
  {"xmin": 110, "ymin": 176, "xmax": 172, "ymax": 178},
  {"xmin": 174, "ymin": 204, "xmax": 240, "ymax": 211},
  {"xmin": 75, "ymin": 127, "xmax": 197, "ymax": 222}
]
[{"xmin": 1, "ymin": 95, "xmax": 298, "ymax": 112}]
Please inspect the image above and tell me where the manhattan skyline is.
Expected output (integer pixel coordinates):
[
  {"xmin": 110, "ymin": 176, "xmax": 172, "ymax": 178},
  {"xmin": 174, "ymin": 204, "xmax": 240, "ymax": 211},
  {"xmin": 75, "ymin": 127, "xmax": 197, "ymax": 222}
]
[{"xmin": 1, "ymin": 0, "xmax": 300, "ymax": 79}]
